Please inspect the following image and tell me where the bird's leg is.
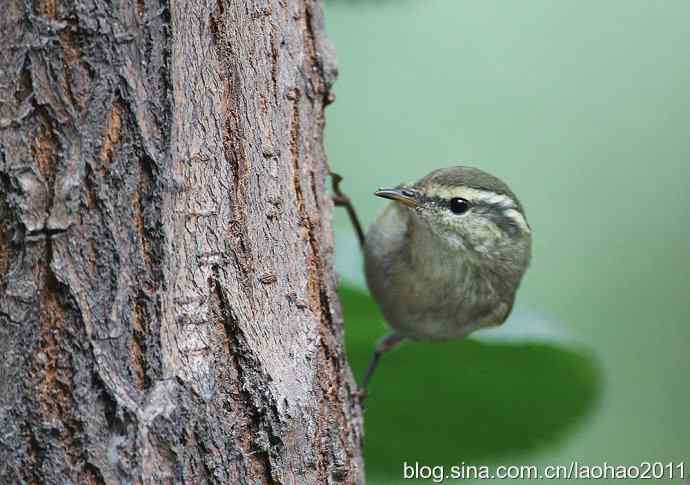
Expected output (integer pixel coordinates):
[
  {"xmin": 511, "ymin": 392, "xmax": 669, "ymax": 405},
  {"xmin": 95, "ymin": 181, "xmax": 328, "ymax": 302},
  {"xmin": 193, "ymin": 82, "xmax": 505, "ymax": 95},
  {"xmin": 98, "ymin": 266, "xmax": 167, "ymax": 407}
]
[
  {"xmin": 331, "ymin": 172, "xmax": 397, "ymax": 402},
  {"xmin": 361, "ymin": 333, "xmax": 404, "ymax": 395},
  {"xmin": 331, "ymin": 172, "xmax": 365, "ymax": 249}
]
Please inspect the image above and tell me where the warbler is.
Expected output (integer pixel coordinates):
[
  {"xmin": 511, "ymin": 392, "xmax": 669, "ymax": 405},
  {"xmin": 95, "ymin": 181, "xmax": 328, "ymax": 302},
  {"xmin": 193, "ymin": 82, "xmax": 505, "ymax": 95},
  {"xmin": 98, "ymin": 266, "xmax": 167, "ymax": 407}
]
[{"xmin": 359, "ymin": 166, "xmax": 532, "ymax": 389}]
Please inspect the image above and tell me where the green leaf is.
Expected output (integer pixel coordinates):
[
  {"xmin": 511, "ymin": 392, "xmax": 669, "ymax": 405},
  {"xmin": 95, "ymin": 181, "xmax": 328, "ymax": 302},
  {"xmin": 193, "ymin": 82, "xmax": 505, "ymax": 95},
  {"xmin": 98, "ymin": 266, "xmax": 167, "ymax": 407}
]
[{"xmin": 339, "ymin": 286, "xmax": 602, "ymax": 478}]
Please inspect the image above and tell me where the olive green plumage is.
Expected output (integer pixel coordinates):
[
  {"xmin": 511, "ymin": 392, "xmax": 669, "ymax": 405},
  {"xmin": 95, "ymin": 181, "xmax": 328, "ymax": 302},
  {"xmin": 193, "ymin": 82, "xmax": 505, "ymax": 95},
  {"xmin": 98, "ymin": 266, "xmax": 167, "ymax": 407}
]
[
  {"xmin": 415, "ymin": 166, "xmax": 525, "ymax": 213},
  {"xmin": 362, "ymin": 166, "xmax": 532, "ymax": 388}
]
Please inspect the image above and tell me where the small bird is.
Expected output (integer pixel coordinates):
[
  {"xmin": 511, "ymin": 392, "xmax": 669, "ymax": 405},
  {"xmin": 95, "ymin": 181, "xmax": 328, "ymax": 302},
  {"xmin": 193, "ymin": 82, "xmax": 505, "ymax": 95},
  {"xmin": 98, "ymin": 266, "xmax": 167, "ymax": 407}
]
[{"xmin": 361, "ymin": 166, "xmax": 532, "ymax": 389}]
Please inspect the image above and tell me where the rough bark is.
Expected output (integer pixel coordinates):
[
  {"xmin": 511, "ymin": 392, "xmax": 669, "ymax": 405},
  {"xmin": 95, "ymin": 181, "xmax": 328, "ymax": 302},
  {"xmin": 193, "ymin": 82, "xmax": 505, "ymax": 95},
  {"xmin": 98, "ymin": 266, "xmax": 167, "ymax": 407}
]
[{"xmin": 0, "ymin": 0, "xmax": 364, "ymax": 483}]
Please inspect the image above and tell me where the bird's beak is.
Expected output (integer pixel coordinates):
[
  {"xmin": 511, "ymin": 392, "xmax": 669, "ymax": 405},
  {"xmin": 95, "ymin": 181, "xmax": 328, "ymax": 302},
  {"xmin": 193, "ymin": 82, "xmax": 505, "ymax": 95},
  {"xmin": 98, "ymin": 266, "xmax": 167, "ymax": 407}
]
[{"xmin": 374, "ymin": 188, "xmax": 419, "ymax": 207}]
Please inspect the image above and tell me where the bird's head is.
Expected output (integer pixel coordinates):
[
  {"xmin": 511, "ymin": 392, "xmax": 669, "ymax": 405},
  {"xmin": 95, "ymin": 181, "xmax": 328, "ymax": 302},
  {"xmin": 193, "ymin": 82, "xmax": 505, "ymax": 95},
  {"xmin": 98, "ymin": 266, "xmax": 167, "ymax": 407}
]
[{"xmin": 375, "ymin": 166, "xmax": 532, "ymax": 260}]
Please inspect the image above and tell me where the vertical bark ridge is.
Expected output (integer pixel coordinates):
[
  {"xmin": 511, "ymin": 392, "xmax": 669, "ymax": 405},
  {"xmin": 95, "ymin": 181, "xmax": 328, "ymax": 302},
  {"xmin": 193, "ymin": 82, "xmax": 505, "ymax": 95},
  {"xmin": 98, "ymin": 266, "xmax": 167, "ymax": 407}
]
[{"xmin": 0, "ymin": 0, "xmax": 363, "ymax": 483}]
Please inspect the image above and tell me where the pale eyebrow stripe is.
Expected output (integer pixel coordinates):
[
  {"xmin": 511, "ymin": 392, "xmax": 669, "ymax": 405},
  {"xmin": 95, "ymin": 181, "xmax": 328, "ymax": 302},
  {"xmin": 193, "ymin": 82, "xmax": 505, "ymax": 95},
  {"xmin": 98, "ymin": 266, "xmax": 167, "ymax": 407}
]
[
  {"xmin": 426, "ymin": 186, "xmax": 517, "ymax": 209},
  {"xmin": 479, "ymin": 192, "xmax": 515, "ymax": 208},
  {"xmin": 425, "ymin": 184, "xmax": 530, "ymax": 233},
  {"xmin": 503, "ymin": 208, "xmax": 531, "ymax": 234}
]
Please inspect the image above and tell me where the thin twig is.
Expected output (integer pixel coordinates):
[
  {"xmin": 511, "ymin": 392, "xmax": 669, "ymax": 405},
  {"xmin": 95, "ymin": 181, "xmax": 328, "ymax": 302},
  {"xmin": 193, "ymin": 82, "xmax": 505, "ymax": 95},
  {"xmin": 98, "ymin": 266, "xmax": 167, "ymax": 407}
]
[{"xmin": 331, "ymin": 172, "xmax": 365, "ymax": 249}]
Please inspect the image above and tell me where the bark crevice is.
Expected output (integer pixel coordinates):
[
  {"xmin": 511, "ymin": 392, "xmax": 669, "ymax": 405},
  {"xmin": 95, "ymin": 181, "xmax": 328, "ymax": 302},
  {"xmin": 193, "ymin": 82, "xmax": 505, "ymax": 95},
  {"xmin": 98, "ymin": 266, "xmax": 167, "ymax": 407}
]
[{"xmin": 0, "ymin": 0, "xmax": 364, "ymax": 482}]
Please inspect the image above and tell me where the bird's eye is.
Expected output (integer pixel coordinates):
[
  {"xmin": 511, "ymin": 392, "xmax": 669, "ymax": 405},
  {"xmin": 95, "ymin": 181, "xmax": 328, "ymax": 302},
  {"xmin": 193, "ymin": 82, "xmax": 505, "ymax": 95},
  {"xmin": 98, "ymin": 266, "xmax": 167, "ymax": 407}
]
[{"xmin": 449, "ymin": 197, "xmax": 470, "ymax": 214}]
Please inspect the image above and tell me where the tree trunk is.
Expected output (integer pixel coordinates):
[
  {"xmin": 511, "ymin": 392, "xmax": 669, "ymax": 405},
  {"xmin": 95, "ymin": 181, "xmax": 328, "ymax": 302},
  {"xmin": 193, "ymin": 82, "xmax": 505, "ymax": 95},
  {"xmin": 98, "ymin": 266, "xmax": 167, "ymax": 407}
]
[{"xmin": 0, "ymin": 0, "xmax": 364, "ymax": 483}]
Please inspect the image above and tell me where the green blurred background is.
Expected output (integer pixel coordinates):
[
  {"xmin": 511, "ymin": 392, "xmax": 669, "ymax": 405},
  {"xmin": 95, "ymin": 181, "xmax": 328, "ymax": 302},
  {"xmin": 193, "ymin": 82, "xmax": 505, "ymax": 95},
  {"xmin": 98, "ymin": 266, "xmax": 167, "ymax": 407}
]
[{"xmin": 322, "ymin": 1, "xmax": 690, "ymax": 483}]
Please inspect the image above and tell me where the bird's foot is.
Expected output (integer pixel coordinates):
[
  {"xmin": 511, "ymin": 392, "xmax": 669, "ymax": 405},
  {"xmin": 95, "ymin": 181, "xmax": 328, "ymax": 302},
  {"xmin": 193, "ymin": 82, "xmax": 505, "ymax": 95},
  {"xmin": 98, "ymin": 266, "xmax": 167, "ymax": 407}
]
[{"xmin": 353, "ymin": 387, "xmax": 369, "ymax": 407}]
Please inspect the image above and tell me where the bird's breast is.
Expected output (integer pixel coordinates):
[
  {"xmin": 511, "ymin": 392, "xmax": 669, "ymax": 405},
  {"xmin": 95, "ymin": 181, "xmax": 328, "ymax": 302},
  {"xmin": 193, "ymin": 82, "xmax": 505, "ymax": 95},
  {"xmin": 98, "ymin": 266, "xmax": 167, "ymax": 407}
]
[{"xmin": 364, "ymin": 207, "xmax": 504, "ymax": 340}]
